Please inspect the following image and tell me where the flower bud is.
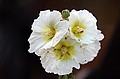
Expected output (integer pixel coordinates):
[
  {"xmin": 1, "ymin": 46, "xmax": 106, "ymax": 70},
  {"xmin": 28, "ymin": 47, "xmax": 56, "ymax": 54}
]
[{"xmin": 62, "ymin": 9, "xmax": 70, "ymax": 20}]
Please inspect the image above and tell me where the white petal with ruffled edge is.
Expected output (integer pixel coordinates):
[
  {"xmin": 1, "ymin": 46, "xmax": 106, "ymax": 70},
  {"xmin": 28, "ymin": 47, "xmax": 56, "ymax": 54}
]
[
  {"xmin": 40, "ymin": 52, "xmax": 80, "ymax": 75},
  {"xmin": 69, "ymin": 9, "xmax": 104, "ymax": 44},
  {"xmin": 37, "ymin": 35, "xmax": 101, "ymax": 75},
  {"xmin": 39, "ymin": 36, "xmax": 80, "ymax": 75},
  {"xmin": 73, "ymin": 40, "xmax": 101, "ymax": 64},
  {"xmin": 28, "ymin": 10, "xmax": 69, "ymax": 53}
]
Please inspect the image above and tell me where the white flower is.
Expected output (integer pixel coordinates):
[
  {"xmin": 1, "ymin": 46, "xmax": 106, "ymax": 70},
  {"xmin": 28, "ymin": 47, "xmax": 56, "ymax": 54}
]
[
  {"xmin": 38, "ymin": 36, "xmax": 101, "ymax": 75},
  {"xmin": 27, "ymin": 9, "xmax": 104, "ymax": 76},
  {"xmin": 28, "ymin": 10, "xmax": 69, "ymax": 53},
  {"xmin": 69, "ymin": 9, "xmax": 104, "ymax": 44}
]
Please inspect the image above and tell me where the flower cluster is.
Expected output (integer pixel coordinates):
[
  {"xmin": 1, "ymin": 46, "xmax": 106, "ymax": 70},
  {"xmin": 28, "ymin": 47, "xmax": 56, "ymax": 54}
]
[{"xmin": 28, "ymin": 9, "xmax": 104, "ymax": 75}]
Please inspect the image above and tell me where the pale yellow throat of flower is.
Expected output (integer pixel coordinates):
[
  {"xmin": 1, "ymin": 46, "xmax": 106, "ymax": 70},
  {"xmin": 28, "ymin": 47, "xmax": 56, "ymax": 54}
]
[
  {"xmin": 42, "ymin": 25, "xmax": 56, "ymax": 42},
  {"xmin": 71, "ymin": 21, "xmax": 84, "ymax": 38},
  {"xmin": 53, "ymin": 41, "xmax": 74, "ymax": 61}
]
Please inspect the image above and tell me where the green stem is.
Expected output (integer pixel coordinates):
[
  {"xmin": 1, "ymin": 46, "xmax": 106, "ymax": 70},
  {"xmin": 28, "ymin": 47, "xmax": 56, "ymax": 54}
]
[{"xmin": 58, "ymin": 73, "xmax": 75, "ymax": 79}]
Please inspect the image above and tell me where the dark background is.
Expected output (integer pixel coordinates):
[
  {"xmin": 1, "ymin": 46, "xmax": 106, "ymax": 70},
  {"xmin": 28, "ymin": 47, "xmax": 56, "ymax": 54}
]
[{"xmin": 0, "ymin": 0, "xmax": 120, "ymax": 79}]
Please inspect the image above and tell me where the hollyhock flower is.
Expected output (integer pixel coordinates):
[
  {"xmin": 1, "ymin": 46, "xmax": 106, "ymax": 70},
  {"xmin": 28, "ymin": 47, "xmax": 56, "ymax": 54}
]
[
  {"xmin": 28, "ymin": 10, "xmax": 69, "ymax": 53},
  {"xmin": 37, "ymin": 36, "xmax": 101, "ymax": 75},
  {"xmin": 27, "ymin": 9, "xmax": 104, "ymax": 78},
  {"xmin": 69, "ymin": 9, "xmax": 104, "ymax": 44}
]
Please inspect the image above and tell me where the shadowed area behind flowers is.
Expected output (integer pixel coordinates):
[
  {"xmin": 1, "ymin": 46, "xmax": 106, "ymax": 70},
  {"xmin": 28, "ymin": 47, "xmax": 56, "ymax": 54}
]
[
  {"xmin": 0, "ymin": 0, "xmax": 57, "ymax": 79},
  {"xmin": 85, "ymin": 18, "xmax": 120, "ymax": 79}
]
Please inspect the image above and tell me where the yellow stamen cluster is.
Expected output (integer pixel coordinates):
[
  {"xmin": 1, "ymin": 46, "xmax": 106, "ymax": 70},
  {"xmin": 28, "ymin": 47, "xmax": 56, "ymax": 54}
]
[
  {"xmin": 53, "ymin": 42, "xmax": 74, "ymax": 61},
  {"xmin": 74, "ymin": 26, "xmax": 84, "ymax": 34},
  {"xmin": 61, "ymin": 47, "xmax": 68, "ymax": 54},
  {"xmin": 43, "ymin": 26, "xmax": 56, "ymax": 42},
  {"xmin": 71, "ymin": 22, "xmax": 84, "ymax": 38}
]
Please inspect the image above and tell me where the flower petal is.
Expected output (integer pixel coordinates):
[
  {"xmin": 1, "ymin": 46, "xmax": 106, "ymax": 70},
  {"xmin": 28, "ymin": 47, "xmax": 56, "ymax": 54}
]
[
  {"xmin": 74, "ymin": 40, "xmax": 101, "ymax": 64},
  {"xmin": 40, "ymin": 50, "xmax": 80, "ymax": 75},
  {"xmin": 69, "ymin": 9, "xmax": 104, "ymax": 44},
  {"xmin": 28, "ymin": 10, "xmax": 69, "ymax": 53},
  {"xmin": 28, "ymin": 32, "xmax": 46, "ymax": 53},
  {"xmin": 42, "ymin": 20, "xmax": 69, "ymax": 49}
]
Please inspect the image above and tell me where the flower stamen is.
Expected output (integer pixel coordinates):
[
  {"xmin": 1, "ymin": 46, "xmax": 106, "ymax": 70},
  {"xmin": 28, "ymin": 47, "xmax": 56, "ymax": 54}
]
[
  {"xmin": 53, "ymin": 42, "xmax": 74, "ymax": 61},
  {"xmin": 43, "ymin": 26, "xmax": 56, "ymax": 42},
  {"xmin": 44, "ymin": 28, "xmax": 55, "ymax": 38},
  {"xmin": 72, "ymin": 25, "xmax": 84, "ymax": 38},
  {"xmin": 75, "ymin": 26, "xmax": 84, "ymax": 34},
  {"xmin": 61, "ymin": 47, "xmax": 68, "ymax": 54}
]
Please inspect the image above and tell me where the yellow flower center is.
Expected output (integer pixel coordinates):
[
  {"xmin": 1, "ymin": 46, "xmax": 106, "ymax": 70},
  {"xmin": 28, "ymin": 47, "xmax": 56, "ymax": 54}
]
[
  {"xmin": 71, "ymin": 21, "xmax": 84, "ymax": 38},
  {"xmin": 53, "ymin": 41, "xmax": 74, "ymax": 61},
  {"xmin": 43, "ymin": 25, "xmax": 56, "ymax": 42}
]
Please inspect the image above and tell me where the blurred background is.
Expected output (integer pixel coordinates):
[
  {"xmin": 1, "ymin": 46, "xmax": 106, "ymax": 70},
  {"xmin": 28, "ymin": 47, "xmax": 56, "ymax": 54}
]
[{"xmin": 0, "ymin": 0, "xmax": 120, "ymax": 79}]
